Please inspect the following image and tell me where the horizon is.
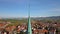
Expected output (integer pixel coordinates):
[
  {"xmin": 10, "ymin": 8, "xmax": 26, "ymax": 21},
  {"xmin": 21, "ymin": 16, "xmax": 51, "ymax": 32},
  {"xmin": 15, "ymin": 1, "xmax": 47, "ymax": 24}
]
[{"xmin": 0, "ymin": 15, "xmax": 60, "ymax": 18}]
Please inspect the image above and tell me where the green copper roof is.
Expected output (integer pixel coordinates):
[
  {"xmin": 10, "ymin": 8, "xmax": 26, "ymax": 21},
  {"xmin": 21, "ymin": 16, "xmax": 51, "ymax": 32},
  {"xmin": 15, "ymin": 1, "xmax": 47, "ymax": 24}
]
[
  {"xmin": 27, "ymin": 0, "xmax": 32, "ymax": 34},
  {"xmin": 27, "ymin": 15, "xmax": 32, "ymax": 34}
]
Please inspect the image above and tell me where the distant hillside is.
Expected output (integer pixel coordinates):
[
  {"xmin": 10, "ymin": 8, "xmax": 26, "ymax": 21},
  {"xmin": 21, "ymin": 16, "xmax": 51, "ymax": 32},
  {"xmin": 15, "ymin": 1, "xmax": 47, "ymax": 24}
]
[
  {"xmin": 0, "ymin": 16, "xmax": 60, "ymax": 20},
  {"xmin": 31, "ymin": 16, "xmax": 60, "ymax": 20},
  {"xmin": 0, "ymin": 16, "xmax": 60, "ymax": 24},
  {"xmin": 30, "ymin": 16, "xmax": 60, "ymax": 23}
]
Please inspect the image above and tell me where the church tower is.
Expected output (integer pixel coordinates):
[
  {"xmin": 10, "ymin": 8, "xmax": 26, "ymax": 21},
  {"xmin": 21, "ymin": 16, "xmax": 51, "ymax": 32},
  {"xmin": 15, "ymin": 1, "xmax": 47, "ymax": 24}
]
[{"xmin": 27, "ymin": 0, "xmax": 32, "ymax": 34}]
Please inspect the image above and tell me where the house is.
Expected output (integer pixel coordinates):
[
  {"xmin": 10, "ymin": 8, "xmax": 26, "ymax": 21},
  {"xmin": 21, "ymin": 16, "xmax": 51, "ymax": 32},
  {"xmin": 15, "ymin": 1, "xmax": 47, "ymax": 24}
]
[
  {"xmin": 48, "ymin": 27, "xmax": 56, "ymax": 34},
  {"xmin": 38, "ymin": 29, "xmax": 48, "ymax": 34},
  {"xmin": 5, "ymin": 26, "xmax": 16, "ymax": 34}
]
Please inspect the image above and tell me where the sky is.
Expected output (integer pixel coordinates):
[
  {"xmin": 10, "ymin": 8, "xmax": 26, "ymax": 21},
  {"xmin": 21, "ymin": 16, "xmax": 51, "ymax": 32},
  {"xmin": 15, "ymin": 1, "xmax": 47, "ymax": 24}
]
[{"xmin": 0, "ymin": 0, "xmax": 60, "ymax": 18}]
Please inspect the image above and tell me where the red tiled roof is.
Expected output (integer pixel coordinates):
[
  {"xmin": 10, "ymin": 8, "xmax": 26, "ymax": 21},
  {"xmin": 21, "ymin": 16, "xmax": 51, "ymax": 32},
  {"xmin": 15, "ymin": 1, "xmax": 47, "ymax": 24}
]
[
  {"xmin": 38, "ymin": 29, "xmax": 48, "ymax": 33},
  {"xmin": 0, "ymin": 23, "xmax": 5, "ymax": 27},
  {"xmin": 5, "ymin": 26, "xmax": 16, "ymax": 31}
]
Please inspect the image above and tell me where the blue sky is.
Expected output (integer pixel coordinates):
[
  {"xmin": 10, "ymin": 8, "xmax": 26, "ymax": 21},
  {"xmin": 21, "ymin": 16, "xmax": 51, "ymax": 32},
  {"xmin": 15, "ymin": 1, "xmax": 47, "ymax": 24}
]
[{"xmin": 0, "ymin": 0, "xmax": 60, "ymax": 18}]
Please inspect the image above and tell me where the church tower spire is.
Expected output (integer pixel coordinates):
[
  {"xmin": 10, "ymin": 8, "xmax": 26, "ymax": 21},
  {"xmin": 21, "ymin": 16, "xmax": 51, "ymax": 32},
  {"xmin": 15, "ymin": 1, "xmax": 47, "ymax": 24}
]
[{"xmin": 27, "ymin": 0, "xmax": 32, "ymax": 34}]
